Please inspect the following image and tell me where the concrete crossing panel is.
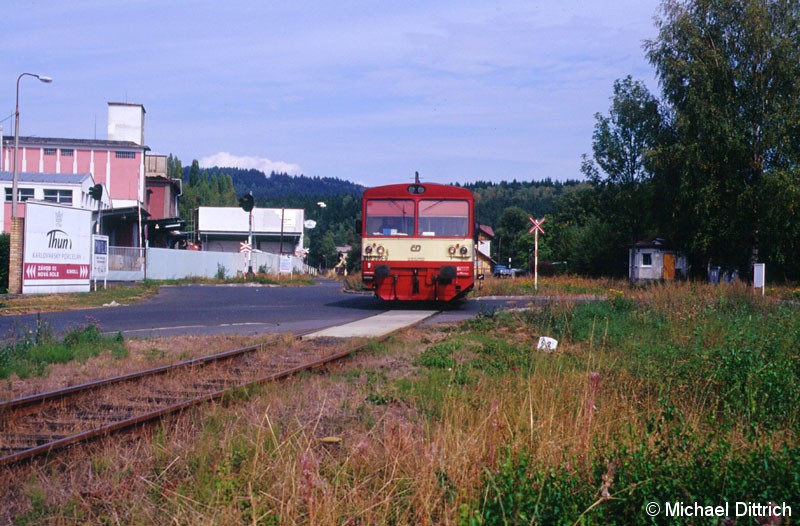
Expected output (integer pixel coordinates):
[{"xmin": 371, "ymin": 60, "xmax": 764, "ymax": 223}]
[{"xmin": 303, "ymin": 310, "xmax": 439, "ymax": 339}]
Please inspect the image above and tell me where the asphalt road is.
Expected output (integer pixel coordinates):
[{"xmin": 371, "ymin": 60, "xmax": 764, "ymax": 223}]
[{"xmin": 0, "ymin": 280, "xmax": 535, "ymax": 340}]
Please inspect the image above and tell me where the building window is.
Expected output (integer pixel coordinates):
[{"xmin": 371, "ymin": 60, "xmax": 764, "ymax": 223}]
[
  {"xmin": 61, "ymin": 149, "xmax": 74, "ymax": 157},
  {"xmin": 641, "ymin": 253, "xmax": 653, "ymax": 267},
  {"xmin": 43, "ymin": 189, "xmax": 73, "ymax": 204},
  {"xmin": 4, "ymin": 188, "xmax": 35, "ymax": 202},
  {"xmin": 115, "ymin": 151, "xmax": 136, "ymax": 159},
  {"xmin": 44, "ymin": 148, "xmax": 57, "ymax": 156}
]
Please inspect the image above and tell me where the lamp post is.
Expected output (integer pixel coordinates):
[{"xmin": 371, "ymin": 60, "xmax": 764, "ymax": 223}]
[{"xmin": 12, "ymin": 72, "xmax": 52, "ymax": 218}]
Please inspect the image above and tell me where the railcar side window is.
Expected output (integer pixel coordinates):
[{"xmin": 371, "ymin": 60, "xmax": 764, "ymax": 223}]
[
  {"xmin": 418, "ymin": 200, "xmax": 469, "ymax": 237},
  {"xmin": 365, "ymin": 199, "xmax": 415, "ymax": 236}
]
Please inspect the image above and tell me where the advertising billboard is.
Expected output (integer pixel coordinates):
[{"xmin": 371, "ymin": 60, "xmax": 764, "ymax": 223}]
[{"xmin": 22, "ymin": 201, "xmax": 92, "ymax": 294}]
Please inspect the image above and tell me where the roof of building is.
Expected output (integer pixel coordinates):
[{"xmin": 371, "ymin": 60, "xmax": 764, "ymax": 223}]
[
  {"xmin": 196, "ymin": 206, "xmax": 304, "ymax": 235},
  {"xmin": 101, "ymin": 205, "xmax": 151, "ymax": 219},
  {"xmin": 0, "ymin": 171, "xmax": 92, "ymax": 184},
  {"xmin": 633, "ymin": 237, "xmax": 672, "ymax": 249},
  {"xmin": 2, "ymin": 135, "xmax": 148, "ymax": 151},
  {"xmin": 108, "ymin": 101, "xmax": 146, "ymax": 112},
  {"xmin": 478, "ymin": 224, "xmax": 495, "ymax": 238},
  {"xmin": 145, "ymin": 174, "xmax": 181, "ymax": 183}
]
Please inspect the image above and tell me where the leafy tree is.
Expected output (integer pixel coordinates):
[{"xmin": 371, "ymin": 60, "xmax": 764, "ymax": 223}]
[
  {"xmin": 177, "ymin": 161, "xmax": 239, "ymax": 220},
  {"xmin": 646, "ymin": 0, "xmax": 800, "ymax": 275},
  {"xmin": 494, "ymin": 207, "xmax": 533, "ymax": 269},
  {"xmin": 589, "ymin": 78, "xmax": 664, "ymax": 225},
  {"xmin": 591, "ymin": 76, "xmax": 664, "ymax": 188},
  {"xmin": 308, "ymin": 231, "xmax": 339, "ymax": 271},
  {"xmin": 545, "ymin": 185, "xmax": 607, "ymax": 274},
  {"xmin": 582, "ymin": 76, "xmax": 666, "ymax": 275},
  {"xmin": 167, "ymin": 154, "xmax": 183, "ymax": 180},
  {"xmin": 188, "ymin": 159, "xmax": 201, "ymax": 187}
]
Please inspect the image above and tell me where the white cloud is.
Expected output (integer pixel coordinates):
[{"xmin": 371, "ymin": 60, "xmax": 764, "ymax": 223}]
[{"xmin": 198, "ymin": 152, "xmax": 302, "ymax": 175}]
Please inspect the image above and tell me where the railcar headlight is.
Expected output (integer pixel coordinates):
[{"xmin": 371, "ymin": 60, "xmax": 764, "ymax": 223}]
[
  {"xmin": 376, "ymin": 245, "xmax": 385, "ymax": 255},
  {"xmin": 460, "ymin": 246, "xmax": 469, "ymax": 256},
  {"xmin": 365, "ymin": 245, "xmax": 373, "ymax": 254},
  {"xmin": 448, "ymin": 245, "xmax": 457, "ymax": 255}
]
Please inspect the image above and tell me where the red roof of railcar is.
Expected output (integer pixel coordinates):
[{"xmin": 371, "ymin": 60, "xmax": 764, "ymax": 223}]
[{"xmin": 363, "ymin": 183, "xmax": 473, "ymax": 199}]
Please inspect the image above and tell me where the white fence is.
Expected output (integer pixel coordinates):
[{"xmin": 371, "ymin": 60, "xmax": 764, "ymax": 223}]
[
  {"xmin": 108, "ymin": 246, "xmax": 146, "ymax": 281},
  {"xmin": 106, "ymin": 246, "xmax": 316, "ymax": 281},
  {"xmin": 109, "ymin": 246, "xmax": 145, "ymax": 271}
]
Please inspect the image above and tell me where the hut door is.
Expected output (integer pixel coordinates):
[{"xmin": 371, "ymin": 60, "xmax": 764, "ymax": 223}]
[{"xmin": 663, "ymin": 253, "xmax": 675, "ymax": 280}]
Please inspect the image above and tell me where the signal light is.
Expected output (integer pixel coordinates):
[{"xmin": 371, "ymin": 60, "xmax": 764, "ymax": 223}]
[
  {"xmin": 89, "ymin": 184, "xmax": 103, "ymax": 201},
  {"xmin": 238, "ymin": 192, "xmax": 254, "ymax": 212}
]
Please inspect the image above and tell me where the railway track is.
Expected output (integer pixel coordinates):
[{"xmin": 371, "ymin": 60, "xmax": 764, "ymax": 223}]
[{"xmin": 0, "ymin": 332, "xmax": 367, "ymax": 467}]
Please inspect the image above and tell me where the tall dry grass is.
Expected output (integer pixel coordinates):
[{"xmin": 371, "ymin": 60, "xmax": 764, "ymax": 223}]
[{"xmin": 4, "ymin": 282, "xmax": 798, "ymax": 524}]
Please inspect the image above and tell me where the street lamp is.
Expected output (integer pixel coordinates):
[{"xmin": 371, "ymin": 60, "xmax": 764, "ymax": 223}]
[{"xmin": 12, "ymin": 72, "xmax": 52, "ymax": 218}]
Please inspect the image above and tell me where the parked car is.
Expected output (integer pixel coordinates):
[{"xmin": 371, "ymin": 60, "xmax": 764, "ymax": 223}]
[{"xmin": 493, "ymin": 265, "xmax": 514, "ymax": 278}]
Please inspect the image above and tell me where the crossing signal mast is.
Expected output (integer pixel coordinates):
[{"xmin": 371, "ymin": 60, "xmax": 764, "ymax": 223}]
[
  {"xmin": 89, "ymin": 184, "xmax": 104, "ymax": 234},
  {"xmin": 528, "ymin": 216, "xmax": 546, "ymax": 291},
  {"xmin": 239, "ymin": 192, "xmax": 255, "ymax": 275}
]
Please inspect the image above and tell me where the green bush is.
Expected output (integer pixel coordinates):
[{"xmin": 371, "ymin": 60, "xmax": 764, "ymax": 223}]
[{"xmin": 471, "ymin": 439, "xmax": 800, "ymax": 525}]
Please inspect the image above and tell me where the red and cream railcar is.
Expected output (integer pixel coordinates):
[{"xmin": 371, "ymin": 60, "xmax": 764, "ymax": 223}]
[{"xmin": 361, "ymin": 181, "xmax": 475, "ymax": 301}]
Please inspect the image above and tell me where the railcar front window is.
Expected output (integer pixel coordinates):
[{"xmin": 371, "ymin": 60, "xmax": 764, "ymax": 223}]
[
  {"xmin": 365, "ymin": 199, "xmax": 415, "ymax": 236},
  {"xmin": 418, "ymin": 200, "xmax": 469, "ymax": 237}
]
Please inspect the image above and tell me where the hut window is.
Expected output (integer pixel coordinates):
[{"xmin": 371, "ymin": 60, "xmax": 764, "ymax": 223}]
[{"xmin": 641, "ymin": 253, "xmax": 653, "ymax": 267}]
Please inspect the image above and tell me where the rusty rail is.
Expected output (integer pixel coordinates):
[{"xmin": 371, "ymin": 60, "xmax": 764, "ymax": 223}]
[{"xmin": 0, "ymin": 331, "xmax": 361, "ymax": 467}]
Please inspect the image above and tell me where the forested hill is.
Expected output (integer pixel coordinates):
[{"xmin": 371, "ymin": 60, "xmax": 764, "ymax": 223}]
[
  {"xmin": 184, "ymin": 167, "xmax": 364, "ymax": 200},
  {"xmin": 463, "ymin": 179, "xmax": 586, "ymax": 225}
]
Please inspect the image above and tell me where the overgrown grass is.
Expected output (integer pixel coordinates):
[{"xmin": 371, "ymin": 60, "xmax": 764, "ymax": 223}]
[
  {"xmin": 342, "ymin": 271, "xmax": 618, "ymax": 296},
  {"xmin": 0, "ymin": 317, "xmax": 126, "ymax": 379},
  {"xmin": 458, "ymin": 283, "xmax": 800, "ymax": 524},
  {"xmin": 6, "ymin": 283, "xmax": 799, "ymax": 524},
  {"xmin": 474, "ymin": 274, "xmax": 617, "ymax": 297}
]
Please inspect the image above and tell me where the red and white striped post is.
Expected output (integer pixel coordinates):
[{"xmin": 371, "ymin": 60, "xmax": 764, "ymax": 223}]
[{"xmin": 528, "ymin": 216, "xmax": 546, "ymax": 291}]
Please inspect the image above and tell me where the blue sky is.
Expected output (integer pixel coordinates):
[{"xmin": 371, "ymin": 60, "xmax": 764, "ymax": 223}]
[{"xmin": 1, "ymin": 1, "xmax": 661, "ymax": 186}]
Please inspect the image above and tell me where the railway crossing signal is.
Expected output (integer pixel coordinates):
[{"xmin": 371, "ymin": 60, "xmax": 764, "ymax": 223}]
[
  {"xmin": 528, "ymin": 216, "xmax": 545, "ymax": 235},
  {"xmin": 238, "ymin": 192, "xmax": 254, "ymax": 212},
  {"xmin": 90, "ymin": 184, "xmax": 104, "ymax": 234},
  {"xmin": 89, "ymin": 183, "xmax": 103, "ymax": 201},
  {"xmin": 239, "ymin": 192, "xmax": 255, "ymax": 274},
  {"xmin": 528, "ymin": 216, "xmax": 546, "ymax": 291}
]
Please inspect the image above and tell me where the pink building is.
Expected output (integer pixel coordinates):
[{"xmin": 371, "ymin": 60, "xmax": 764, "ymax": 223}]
[
  {"xmin": 144, "ymin": 154, "xmax": 185, "ymax": 248},
  {"xmin": 0, "ymin": 103, "xmax": 168, "ymax": 247},
  {"xmin": 1, "ymin": 137, "xmax": 146, "ymax": 204},
  {"xmin": 0, "ymin": 171, "xmax": 112, "ymax": 234}
]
